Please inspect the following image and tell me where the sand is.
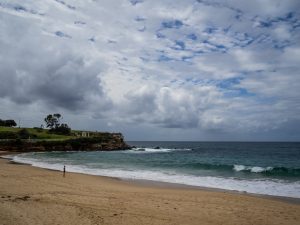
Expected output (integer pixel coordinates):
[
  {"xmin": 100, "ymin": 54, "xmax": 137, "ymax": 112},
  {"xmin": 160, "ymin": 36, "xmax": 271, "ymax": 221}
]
[{"xmin": 0, "ymin": 158, "xmax": 299, "ymax": 225}]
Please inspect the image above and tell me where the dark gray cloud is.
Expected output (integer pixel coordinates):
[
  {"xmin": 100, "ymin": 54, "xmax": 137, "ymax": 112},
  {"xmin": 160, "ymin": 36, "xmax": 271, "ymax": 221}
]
[
  {"xmin": 31, "ymin": 56, "xmax": 104, "ymax": 110},
  {"xmin": 0, "ymin": 9, "xmax": 111, "ymax": 113}
]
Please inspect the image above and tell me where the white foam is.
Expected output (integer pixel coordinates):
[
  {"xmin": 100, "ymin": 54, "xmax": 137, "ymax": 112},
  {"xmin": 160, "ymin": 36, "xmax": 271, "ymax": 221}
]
[
  {"xmin": 0, "ymin": 155, "xmax": 15, "ymax": 159},
  {"xmin": 234, "ymin": 165, "xmax": 273, "ymax": 173},
  {"xmin": 11, "ymin": 154, "xmax": 300, "ymax": 198},
  {"xmin": 126, "ymin": 147, "xmax": 191, "ymax": 154}
]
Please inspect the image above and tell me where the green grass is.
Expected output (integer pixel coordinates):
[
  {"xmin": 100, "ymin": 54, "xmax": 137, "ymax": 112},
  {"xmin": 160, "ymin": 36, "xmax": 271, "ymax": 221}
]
[
  {"xmin": 0, "ymin": 126, "xmax": 16, "ymax": 132},
  {"xmin": 0, "ymin": 126, "xmax": 74, "ymax": 140}
]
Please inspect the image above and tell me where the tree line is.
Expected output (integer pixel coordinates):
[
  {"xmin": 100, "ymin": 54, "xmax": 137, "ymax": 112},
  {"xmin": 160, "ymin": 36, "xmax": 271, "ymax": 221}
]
[{"xmin": 0, "ymin": 119, "xmax": 17, "ymax": 127}]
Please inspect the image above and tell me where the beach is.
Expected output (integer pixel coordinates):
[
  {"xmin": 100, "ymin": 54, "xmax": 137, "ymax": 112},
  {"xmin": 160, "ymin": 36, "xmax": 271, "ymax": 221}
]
[{"xmin": 0, "ymin": 157, "xmax": 299, "ymax": 225}]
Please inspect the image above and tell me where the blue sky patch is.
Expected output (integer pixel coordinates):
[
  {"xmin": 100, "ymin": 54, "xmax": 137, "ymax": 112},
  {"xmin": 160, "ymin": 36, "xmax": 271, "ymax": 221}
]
[
  {"xmin": 158, "ymin": 55, "xmax": 174, "ymax": 62},
  {"xmin": 13, "ymin": 5, "xmax": 26, "ymax": 12},
  {"xmin": 174, "ymin": 40, "xmax": 185, "ymax": 50},
  {"xmin": 217, "ymin": 77, "xmax": 255, "ymax": 98},
  {"xmin": 130, "ymin": 0, "xmax": 143, "ymax": 6},
  {"xmin": 223, "ymin": 88, "xmax": 255, "ymax": 98},
  {"xmin": 181, "ymin": 56, "xmax": 194, "ymax": 61},
  {"xmin": 156, "ymin": 31, "xmax": 166, "ymax": 39},
  {"xmin": 217, "ymin": 77, "xmax": 243, "ymax": 89},
  {"xmin": 187, "ymin": 33, "xmax": 197, "ymax": 40},
  {"xmin": 161, "ymin": 20, "xmax": 183, "ymax": 29},
  {"xmin": 203, "ymin": 26, "xmax": 218, "ymax": 34},
  {"xmin": 55, "ymin": 31, "xmax": 71, "ymax": 38},
  {"xmin": 54, "ymin": 0, "xmax": 76, "ymax": 10}
]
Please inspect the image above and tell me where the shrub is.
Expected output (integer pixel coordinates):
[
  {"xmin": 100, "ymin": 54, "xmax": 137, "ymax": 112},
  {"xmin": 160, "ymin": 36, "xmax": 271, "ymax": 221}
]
[
  {"xmin": 49, "ymin": 124, "xmax": 71, "ymax": 135},
  {"xmin": 18, "ymin": 129, "xmax": 30, "ymax": 139},
  {"xmin": 0, "ymin": 119, "xmax": 17, "ymax": 127},
  {"xmin": 0, "ymin": 131, "xmax": 18, "ymax": 139}
]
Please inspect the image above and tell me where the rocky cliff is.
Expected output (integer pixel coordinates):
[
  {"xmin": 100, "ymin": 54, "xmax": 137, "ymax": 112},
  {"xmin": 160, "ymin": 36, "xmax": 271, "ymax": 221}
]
[{"xmin": 0, "ymin": 133, "xmax": 131, "ymax": 152}]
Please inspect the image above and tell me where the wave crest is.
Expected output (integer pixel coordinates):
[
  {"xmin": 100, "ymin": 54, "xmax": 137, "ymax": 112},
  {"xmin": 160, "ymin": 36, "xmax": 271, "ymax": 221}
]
[
  {"xmin": 184, "ymin": 163, "xmax": 300, "ymax": 176},
  {"xmin": 233, "ymin": 165, "xmax": 300, "ymax": 176},
  {"xmin": 127, "ymin": 147, "xmax": 191, "ymax": 153},
  {"xmin": 233, "ymin": 165, "xmax": 273, "ymax": 173}
]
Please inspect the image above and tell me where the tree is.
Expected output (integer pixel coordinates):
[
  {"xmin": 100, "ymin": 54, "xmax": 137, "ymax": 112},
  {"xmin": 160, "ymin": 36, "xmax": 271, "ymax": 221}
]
[
  {"xmin": 5, "ymin": 120, "xmax": 17, "ymax": 127},
  {"xmin": 44, "ymin": 114, "xmax": 61, "ymax": 129},
  {"xmin": 50, "ymin": 123, "xmax": 71, "ymax": 135},
  {"xmin": 53, "ymin": 114, "xmax": 61, "ymax": 123},
  {"xmin": 44, "ymin": 114, "xmax": 71, "ymax": 135}
]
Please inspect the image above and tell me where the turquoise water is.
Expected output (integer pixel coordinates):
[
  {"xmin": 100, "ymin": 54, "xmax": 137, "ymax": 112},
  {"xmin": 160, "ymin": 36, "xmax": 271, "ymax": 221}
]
[{"xmin": 11, "ymin": 142, "xmax": 300, "ymax": 198}]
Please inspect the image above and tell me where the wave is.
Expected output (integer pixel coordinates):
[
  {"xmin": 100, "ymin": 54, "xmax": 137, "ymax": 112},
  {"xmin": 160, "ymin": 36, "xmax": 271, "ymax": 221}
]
[
  {"xmin": 183, "ymin": 163, "xmax": 300, "ymax": 177},
  {"xmin": 10, "ymin": 154, "xmax": 300, "ymax": 198},
  {"xmin": 125, "ymin": 147, "xmax": 192, "ymax": 153},
  {"xmin": 233, "ymin": 165, "xmax": 300, "ymax": 176},
  {"xmin": 233, "ymin": 165, "xmax": 272, "ymax": 173}
]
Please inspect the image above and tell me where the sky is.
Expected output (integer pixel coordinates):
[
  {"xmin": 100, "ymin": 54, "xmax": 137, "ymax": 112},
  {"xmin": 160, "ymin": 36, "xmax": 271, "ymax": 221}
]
[{"xmin": 0, "ymin": 0, "xmax": 300, "ymax": 141}]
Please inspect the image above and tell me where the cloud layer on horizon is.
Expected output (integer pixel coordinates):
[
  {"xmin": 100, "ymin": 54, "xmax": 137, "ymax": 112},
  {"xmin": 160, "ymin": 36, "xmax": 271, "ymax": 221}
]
[{"xmin": 0, "ymin": 0, "xmax": 300, "ymax": 140}]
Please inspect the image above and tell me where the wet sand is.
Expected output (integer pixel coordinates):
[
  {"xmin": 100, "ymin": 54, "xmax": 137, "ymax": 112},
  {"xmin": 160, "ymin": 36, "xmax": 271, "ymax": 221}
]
[{"xmin": 0, "ymin": 158, "xmax": 299, "ymax": 225}]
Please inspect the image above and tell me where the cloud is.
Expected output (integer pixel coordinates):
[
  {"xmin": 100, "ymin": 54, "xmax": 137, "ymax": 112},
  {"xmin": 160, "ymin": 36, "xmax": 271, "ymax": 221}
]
[
  {"xmin": 0, "ymin": 0, "xmax": 300, "ymax": 140},
  {"xmin": 0, "ymin": 9, "xmax": 111, "ymax": 113}
]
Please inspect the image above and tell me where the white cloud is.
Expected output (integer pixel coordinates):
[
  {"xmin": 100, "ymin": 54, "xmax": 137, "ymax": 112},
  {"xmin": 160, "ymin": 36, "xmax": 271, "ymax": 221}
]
[{"xmin": 0, "ymin": 0, "xmax": 300, "ymax": 140}]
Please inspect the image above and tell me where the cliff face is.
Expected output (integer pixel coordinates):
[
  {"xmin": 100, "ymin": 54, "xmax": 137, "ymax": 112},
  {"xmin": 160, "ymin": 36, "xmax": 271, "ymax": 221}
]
[{"xmin": 0, "ymin": 133, "xmax": 131, "ymax": 152}]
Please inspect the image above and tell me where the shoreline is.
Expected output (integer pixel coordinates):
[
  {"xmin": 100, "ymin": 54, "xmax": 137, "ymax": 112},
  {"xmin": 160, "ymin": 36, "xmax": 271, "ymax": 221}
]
[
  {"xmin": 125, "ymin": 178, "xmax": 300, "ymax": 205},
  {"xmin": 2, "ymin": 155, "xmax": 300, "ymax": 205},
  {"xmin": 1, "ymin": 157, "xmax": 300, "ymax": 225}
]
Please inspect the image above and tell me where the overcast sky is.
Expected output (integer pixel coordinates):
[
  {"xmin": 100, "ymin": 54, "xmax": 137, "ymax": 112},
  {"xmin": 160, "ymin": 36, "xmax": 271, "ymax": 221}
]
[{"xmin": 0, "ymin": 0, "xmax": 300, "ymax": 141}]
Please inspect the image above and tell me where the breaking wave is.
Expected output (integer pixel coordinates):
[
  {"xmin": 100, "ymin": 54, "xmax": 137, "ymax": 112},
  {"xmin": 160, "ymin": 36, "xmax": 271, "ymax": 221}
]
[
  {"xmin": 233, "ymin": 165, "xmax": 300, "ymax": 176},
  {"xmin": 182, "ymin": 163, "xmax": 300, "ymax": 177},
  {"xmin": 126, "ymin": 147, "xmax": 192, "ymax": 153}
]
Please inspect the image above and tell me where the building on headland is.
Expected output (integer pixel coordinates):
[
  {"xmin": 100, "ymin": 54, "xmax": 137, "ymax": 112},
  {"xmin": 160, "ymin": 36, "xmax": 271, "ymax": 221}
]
[
  {"xmin": 74, "ymin": 131, "xmax": 90, "ymax": 137},
  {"xmin": 74, "ymin": 131, "xmax": 123, "ymax": 140},
  {"xmin": 81, "ymin": 131, "xmax": 89, "ymax": 137}
]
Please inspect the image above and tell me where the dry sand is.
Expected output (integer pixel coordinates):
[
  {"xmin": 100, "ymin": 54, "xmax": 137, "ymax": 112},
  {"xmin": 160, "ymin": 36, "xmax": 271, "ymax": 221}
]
[{"xmin": 0, "ymin": 158, "xmax": 299, "ymax": 225}]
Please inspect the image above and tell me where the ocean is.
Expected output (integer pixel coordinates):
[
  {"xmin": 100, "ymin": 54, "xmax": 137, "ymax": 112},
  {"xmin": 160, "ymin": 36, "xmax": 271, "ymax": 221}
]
[{"xmin": 9, "ymin": 141, "xmax": 300, "ymax": 198}]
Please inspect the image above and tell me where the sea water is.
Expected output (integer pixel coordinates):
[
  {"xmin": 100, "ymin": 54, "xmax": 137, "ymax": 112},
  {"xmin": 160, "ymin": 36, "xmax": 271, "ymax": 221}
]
[{"xmin": 10, "ymin": 142, "xmax": 300, "ymax": 198}]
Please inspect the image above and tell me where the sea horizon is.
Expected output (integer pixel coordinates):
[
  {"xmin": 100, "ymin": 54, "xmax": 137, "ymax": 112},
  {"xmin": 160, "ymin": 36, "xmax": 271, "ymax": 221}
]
[{"xmin": 127, "ymin": 140, "xmax": 300, "ymax": 143}]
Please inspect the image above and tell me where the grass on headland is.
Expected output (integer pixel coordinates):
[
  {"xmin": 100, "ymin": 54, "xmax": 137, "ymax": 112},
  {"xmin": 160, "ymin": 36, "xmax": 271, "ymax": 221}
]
[{"xmin": 0, "ymin": 126, "xmax": 74, "ymax": 140}]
